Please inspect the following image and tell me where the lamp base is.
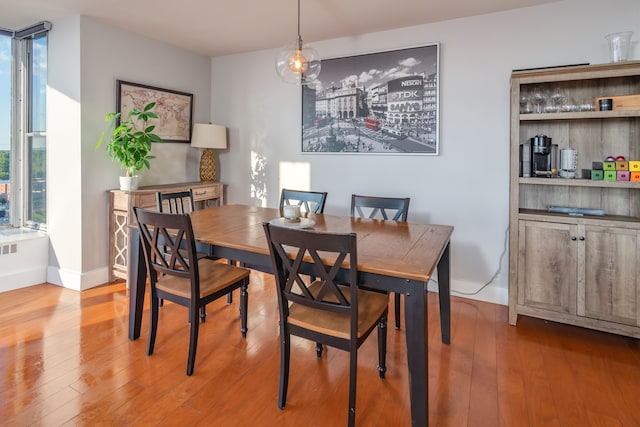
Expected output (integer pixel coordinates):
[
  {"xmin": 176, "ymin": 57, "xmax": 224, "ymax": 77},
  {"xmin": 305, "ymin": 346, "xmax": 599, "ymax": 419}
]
[{"xmin": 199, "ymin": 149, "xmax": 216, "ymax": 182}]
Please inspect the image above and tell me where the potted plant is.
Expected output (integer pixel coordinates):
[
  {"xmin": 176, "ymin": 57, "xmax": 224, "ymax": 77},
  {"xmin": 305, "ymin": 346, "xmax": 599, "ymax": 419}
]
[{"xmin": 97, "ymin": 101, "xmax": 163, "ymax": 191}]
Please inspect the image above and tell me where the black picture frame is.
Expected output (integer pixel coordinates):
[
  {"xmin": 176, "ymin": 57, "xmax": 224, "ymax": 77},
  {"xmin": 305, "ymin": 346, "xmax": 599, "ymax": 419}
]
[
  {"xmin": 302, "ymin": 43, "xmax": 439, "ymax": 155},
  {"xmin": 116, "ymin": 80, "xmax": 193, "ymax": 143}
]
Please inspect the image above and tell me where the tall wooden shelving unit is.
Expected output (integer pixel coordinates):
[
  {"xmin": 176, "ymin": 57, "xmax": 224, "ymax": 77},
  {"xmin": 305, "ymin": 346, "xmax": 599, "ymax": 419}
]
[{"xmin": 509, "ymin": 61, "xmax": 640, "ymax": 338}]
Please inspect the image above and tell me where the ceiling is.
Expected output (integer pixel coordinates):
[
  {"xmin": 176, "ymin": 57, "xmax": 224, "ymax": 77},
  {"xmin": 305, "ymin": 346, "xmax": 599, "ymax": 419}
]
[{"xmin": 0, "ymin": 0, "xmax": 560, "ymax": 57}]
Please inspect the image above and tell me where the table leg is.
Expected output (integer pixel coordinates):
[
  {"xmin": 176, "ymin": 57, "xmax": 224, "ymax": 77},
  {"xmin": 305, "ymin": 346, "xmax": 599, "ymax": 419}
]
[
  {"xmin": 404, "ymin": 280, "xmax": 428, "ymax": 427},
  {"xmin": 128, "ymin": 228, "xmax": 146, "ymax": 340},
  {"xmin": 437, "ymin": 241, "xmax": 451, "ymax": 344}
]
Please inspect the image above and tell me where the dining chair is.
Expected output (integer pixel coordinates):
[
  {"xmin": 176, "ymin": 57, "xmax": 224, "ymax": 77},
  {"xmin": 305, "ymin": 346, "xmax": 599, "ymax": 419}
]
[
  {"xmin": 279, "ymin": 188, "xmax": 329, "ymax": 355},
  {"xmin": 156, "ymin": 190, "xmax": 211, "ymax": 318},
  {"xmin": 156, "ymin": 189, "xmax": 195, "ymax": 214},
  {"xmin": 134, "ymin": 207, "xmax": 250, "ymax": 376},
  {"xmin": 351, "ymin": 194, "xmax": 410, "ymax": 329},
  {"xmin": 157, "ymin": 189, "xmax": 235, "ymax": 311},
  {"xmin": 263, "ymin": 222, "xmax": 388, "ymax": 427},
  {"xmin": 279, "ymin": 188, "xmax": 328, "ymax": 214}
]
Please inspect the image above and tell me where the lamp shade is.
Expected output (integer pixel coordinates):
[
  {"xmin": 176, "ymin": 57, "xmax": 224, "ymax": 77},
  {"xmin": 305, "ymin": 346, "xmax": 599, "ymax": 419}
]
[{"xmin": 191, "ymin": 123, "xmax": 227, "ymax": 149}]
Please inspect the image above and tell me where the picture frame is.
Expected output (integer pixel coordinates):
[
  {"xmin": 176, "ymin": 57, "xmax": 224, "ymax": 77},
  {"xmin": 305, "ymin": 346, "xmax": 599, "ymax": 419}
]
[
  {"xmin": 302, "ymin": 43, "xmax": 439, "ymax": 155},
  {"xmin": 116, "ymin": 80, "xmax": 193, "ymax": 143}
]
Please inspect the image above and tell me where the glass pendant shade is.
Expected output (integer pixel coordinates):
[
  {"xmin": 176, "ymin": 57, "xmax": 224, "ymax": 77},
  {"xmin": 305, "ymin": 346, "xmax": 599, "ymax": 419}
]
[
  {"xmin": 275, "ymin": 42, "xmax": 321, "ymax": 84},
  {"xmin": 275, "ymin": 0, "xmax": 321, "ymax": 85}
]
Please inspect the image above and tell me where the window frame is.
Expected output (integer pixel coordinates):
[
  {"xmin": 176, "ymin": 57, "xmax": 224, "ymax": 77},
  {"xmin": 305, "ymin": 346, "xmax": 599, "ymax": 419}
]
[{"xmin": 0, "ymin": 22, "xmax": 49, "ymax": 231}]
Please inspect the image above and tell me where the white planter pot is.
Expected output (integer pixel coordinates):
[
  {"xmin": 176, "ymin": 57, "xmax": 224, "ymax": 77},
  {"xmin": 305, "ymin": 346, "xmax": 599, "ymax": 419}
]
[{"xmin": 119, "ymin": 175, "xmax": 140, "ymax": 191}]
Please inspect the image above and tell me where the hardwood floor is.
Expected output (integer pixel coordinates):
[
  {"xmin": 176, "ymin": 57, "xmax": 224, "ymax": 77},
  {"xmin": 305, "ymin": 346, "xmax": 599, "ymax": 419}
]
[{"xmin": 1, "ymin": 270, "xmax": 639, "ymax": 426}]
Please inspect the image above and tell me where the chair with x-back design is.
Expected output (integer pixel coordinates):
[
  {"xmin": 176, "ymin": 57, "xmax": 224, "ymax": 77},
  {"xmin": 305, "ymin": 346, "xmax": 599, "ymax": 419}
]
[
  {"xmin": 263, "ymin": 222, "xmax": 388, "ymax": 427},
  {"xmin": 351, "ymin": 194, "xmax": 410, "ymax": 329},
  {"xmin": 279, "ymin": 188, "xmax": 328, "ymax": 214},
  {"xmin": 134, "ymin": 207, "xmax": 250, "ymax": 376}
]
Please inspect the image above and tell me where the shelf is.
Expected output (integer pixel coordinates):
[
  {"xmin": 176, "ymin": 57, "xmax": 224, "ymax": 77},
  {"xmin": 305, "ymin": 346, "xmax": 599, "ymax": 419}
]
[
  {"xmin": 510, "ymin": 61, "xmax": 640, "ymax": 338},
  {"xmin": 519, "ymin": 177, "xmax": 640, "ymax": 189},
  {"xmin": 513, "ymin": 61, "xmax": 640, "ymax": 83},
  {"xmin": 519, "ymin": 208, "xmax": 640, "ymax": 227},
  {"xmin": 520, "ymin": 110, "xmax": 640, "ymax": 121}
]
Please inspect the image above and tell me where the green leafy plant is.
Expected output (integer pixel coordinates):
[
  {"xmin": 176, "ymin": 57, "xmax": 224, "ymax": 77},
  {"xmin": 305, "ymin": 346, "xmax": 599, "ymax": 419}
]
[{"xmin": 97, "ymin": 102, "xmax": 163, "ymax": 176}]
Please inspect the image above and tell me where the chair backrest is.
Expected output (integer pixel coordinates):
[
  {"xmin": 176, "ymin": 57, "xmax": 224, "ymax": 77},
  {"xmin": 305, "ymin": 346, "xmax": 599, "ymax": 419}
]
[
  {"xmin": 350, "ymin": 194, "xmax": 410, "ymax": 221},
  {"xmin": 156, "ymin": 190, "xmax": 195, "ymax": 214},
  {"xmin": 279, "ymin": 189, "xmax": 328, "ymax": 214},
  {"xmin": 133, "ymin": 207, "xmax": 199, "ymax": 295},
  {"xmin": 263, "ymin": 222, "xmax": 358, "ymax": 320}
]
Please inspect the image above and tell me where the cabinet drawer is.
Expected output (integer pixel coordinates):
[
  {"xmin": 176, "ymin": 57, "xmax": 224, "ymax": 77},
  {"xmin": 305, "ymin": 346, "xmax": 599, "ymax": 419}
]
[
  {"xmin": 135, "ymin": 193, "xmax": 158, "ymax": 209},
  {"xmin": 192, "ymin": 185, "xmax": 220, "ymax": 201},
  {"xmin": 112, "ymin": 191, "xmax": 130, "ymax": 211}
]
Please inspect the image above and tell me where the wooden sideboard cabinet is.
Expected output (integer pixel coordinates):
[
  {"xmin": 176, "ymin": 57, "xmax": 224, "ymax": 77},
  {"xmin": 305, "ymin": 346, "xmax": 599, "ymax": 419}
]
[
  {"xmin": 509, "ymin": 62, "xmax": 640, "ymax": 338},
  {"xmin": 108, "ymin": 181, "xmax": 224, "ymax": 282}
]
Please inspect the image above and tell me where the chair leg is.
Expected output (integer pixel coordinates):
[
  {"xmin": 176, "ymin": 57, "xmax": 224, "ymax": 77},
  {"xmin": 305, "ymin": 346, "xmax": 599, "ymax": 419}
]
[
  {"xmin": 199, "ymin": 306, "xmax": 207, "ymax": 323},
  {"xmin": 377, "ymin": 317, "xmax": 388, "ymax": 379},
  {"xmin": 394, "ymin": 292, "xmax": 401, "ymax": 329},
  {"xmin": 226, "ymin": 260, "xmax": 233, "ymax": 303},
  {"xmin": 348, "ymin": 347, "xmax": 358, "ymax": 427},
  {"xmin": 278, "ymin": 332, "xmax": 290, "ymax": 409},
  {"xmin": 240, "ymin": 283, "xmax": 248, "ymax": 338},
  {"xmin": 315, "ymin": 342, "xmax": 323, "ymax": 358},
  {"xmin": 147, "ymin": 291, "xmax": 159, "ymax": 356},
  {"xmin": 186, "ymin": 304, "xmax": 200, "ymax": 376}
]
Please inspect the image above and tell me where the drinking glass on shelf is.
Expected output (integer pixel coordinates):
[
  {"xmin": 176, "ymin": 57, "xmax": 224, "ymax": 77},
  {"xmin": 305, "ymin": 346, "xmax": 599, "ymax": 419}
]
[
  {"xmin": 532, "ymin": 87, "xmax": 547, "ymax": 114},
  {"xmin": 550, "ymin": 88, "xmax": 566, "ymax": 113},
  {"xmin": 579, "ymin": 100, "xmax": 595, "ymax": 112},
  {"xmin": 559, "ymin": 96, "xmax": 578, "ymax": 112},
  {"xmin": 520, "ymin": 94, "xmax": 533, "ymax": 114},
  {"xmin": 544, "ymin": 99, "xmax": 558, "ymax": 113}
]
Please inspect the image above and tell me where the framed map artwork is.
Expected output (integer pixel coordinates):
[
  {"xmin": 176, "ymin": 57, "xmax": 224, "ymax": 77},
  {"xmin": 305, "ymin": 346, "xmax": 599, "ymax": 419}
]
[{"xmin": 116, "ymin": 80, "xmax": 193, "ymax": 143}]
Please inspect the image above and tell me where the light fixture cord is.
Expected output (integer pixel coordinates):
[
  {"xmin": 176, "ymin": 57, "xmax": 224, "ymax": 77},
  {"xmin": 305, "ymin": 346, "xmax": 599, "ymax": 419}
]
[
  {"xmin": 297, "ymin": 0, "xmax": 301, "ymax": 39},
  {"xmin": 296, "ymin": 0, "xmax": 304, "ymax": 50}
]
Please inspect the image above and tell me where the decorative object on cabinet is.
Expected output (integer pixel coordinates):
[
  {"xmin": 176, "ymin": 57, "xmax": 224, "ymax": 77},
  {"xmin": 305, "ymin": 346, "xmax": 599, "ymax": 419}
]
[
  {"xmin": 108, "ymin": 181, "xmax": 224, "ymax": 283},
  {"xmin": 301, "ymin": 44, "xmax": 439, "ymax": 155},
  {"xmin": 275, "ymin": 0, "xmax": 320, "ymax": 85},
  {"xmin": 595, "ymin": 94, "xmax": 640, "ymax": 110},
  {"xmin": 117, "ymin": 80, "xmax": 193, "ymax": 143},
  {"xmin": 191, "ymin": 123, "xmax": 227, "ymax": 182},
  {"xmin": 509, "ymin": 61, "xmax": 640, "ymax": 339},
  {"xmin": 97, "ymin": 101, "xmax": 163, "ymax": 191},
  {"xmin": 605, "ymin": 31, "xmax": 634, "ymax": 63}
]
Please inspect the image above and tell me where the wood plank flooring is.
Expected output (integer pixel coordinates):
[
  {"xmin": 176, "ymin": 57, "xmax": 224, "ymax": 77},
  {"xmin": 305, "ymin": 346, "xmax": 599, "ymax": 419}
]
[{"xmin": 1, "ymin": 270, "xmax": 639, "ymax": 426}]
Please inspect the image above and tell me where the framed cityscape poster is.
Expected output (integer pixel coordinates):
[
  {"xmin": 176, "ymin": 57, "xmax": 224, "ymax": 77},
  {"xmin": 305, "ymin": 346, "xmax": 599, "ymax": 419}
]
[{"xmin": 301, "ymin": 43, "xmax": 439, "ymax": 155}]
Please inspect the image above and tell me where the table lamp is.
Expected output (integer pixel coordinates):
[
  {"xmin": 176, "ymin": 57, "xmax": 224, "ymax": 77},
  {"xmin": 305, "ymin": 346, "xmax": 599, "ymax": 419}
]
[{"xmin": 191, "ymin": 123, "xmax": 227, "ymax": 182}]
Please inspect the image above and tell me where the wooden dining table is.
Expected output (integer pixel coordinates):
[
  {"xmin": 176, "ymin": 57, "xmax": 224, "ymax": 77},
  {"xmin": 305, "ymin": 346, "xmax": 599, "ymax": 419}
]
[{"xmin": 127, "ymin": 204, "xmax": 453, "ymax": 427}]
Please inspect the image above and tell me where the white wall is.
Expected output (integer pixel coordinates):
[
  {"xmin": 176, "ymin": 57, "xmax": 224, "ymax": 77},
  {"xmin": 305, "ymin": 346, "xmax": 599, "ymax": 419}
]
[
  {"xmin": 46, "ymin": 15, "xmax": 211, "ymax": 290},
  {"xmin": 211, "ymin": 0, "xmax": 640, "ymax": 305},
  {"xmin": 47, "ymin": 15, "xmax": 82, "ymax": 289}
]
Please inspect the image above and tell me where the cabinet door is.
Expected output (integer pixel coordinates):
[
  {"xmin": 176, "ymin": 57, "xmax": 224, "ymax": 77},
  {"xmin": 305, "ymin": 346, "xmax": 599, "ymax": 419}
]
[
  {"xmin": 581, "ymin": 226, "xmax": 640, "ymax": 326},
  {"xmin": 518, "ymin": 220, "xmax": 578, "ymax": 315}
]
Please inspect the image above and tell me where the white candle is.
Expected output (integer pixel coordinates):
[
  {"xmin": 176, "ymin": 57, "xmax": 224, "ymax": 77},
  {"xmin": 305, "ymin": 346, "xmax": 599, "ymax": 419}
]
[{"xmin": 283, "ymin": 205, "xmax": 301, "ymax": 219}]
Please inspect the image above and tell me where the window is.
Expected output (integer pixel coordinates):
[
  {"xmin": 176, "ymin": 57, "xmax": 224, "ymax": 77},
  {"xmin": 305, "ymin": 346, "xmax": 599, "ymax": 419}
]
[
  {"xmin": 0, "ymin": 33, "xmax": 10, "ymax": 226},
  {"xmin": 0, "ymin": 22, "xmax": 49, "ymax": 230}
]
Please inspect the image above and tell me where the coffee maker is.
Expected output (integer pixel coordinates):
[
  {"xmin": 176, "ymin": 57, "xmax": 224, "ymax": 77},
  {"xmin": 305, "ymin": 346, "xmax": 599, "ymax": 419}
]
[{"xmin": 531, "ymin": 135, "xmax": 553, "ymax": 177}]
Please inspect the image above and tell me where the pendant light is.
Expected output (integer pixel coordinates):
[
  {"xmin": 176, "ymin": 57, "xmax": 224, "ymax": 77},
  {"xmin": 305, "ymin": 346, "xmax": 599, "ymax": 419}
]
[{"xmin": 275, "ymin": 0, "xmax": 321, "ymax": 85}]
